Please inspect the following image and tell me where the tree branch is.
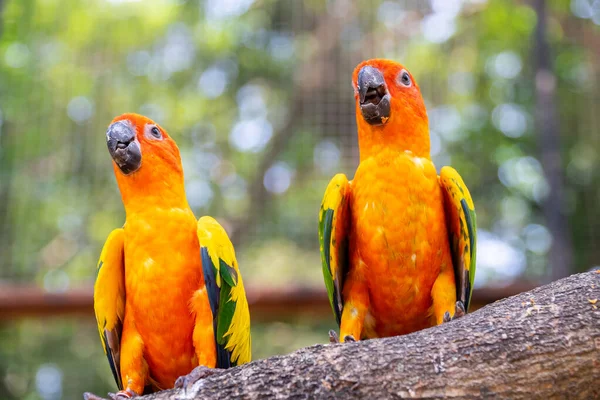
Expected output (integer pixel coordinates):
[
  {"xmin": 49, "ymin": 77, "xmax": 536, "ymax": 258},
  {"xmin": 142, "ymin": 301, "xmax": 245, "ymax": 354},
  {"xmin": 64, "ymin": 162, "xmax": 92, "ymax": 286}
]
[{"xmin": 136, "ymin": 271, "xmax": 600, "ymax": 399}]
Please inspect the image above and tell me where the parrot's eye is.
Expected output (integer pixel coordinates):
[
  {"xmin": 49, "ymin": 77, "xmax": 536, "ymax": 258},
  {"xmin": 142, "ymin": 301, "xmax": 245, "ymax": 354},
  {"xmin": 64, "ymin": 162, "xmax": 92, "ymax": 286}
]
[
  {"xmin": 398, "ymin": 70, "xmax": 412, "ymax": 87},
  {"xmin": 150, "ymin": 126, "xmax": 162, "ymax": 139}
]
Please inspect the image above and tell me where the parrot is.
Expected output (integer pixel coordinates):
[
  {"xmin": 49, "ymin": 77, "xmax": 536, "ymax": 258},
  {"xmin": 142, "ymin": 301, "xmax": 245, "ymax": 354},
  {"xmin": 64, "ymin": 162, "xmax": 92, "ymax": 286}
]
[
  {"xmin": 83, "ymin": 113, "xmax": 251, "ymax": 400},
  {"xmin": 319, "ymin": 59, "xmax": 477, "ymax": 343}
]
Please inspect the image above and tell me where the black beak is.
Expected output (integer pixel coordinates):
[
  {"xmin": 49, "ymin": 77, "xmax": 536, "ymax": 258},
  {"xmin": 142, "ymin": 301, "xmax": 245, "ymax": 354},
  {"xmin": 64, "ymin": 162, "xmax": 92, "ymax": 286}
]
[
  {"xmin": 106, "ymin": 120, "xmax": 141, "ymax": 175},
  {"xmin": 357, "ymin": 65, "xmax": 391, "ymax": 126}
]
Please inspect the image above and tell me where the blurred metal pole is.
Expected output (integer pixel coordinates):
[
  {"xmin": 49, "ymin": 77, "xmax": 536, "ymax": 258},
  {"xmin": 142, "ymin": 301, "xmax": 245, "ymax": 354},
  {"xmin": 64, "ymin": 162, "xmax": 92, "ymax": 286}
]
[{"xmin": 532, "ymin": 0, "xmax": 574, "ymax": 280}]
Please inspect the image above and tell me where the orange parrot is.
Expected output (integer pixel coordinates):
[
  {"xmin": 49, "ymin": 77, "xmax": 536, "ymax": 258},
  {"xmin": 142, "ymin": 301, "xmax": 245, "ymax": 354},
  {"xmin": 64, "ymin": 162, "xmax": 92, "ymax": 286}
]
[
  {"xmin": 84, "ymin": 114, "xmax": 251, "ymax": 400},
  {"xmin": 319, "ymin": 59, "xmax": 477, "ymax": 342}
]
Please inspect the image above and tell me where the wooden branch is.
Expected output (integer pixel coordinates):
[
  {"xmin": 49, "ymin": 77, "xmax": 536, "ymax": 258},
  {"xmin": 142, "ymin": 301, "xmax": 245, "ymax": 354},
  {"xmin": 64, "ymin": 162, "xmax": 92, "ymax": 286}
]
[
  {"xmin": 0, "ymin": 282, "xmax": 537, "ymax": 321},
  {"xmin": 135, "ymin": 271, "xmax": 599, "ymax": 399}
]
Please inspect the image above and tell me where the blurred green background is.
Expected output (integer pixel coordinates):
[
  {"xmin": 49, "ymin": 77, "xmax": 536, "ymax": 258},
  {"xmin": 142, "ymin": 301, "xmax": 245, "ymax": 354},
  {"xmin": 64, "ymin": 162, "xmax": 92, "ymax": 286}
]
[{"xmin": 1, "ymin": 0, "xmax": 599, "ymax": 398}]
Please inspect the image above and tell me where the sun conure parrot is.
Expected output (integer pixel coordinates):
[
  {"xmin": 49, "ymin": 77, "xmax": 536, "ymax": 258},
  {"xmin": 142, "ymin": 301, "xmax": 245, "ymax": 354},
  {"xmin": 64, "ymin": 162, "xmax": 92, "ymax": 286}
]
[
  {"xmin": 319, "ymin": 59, "xmax": 477, "ymax": 343},
  {"xmin": 83, "ymin": 113, "xmax": 251, "ymax": 400}
]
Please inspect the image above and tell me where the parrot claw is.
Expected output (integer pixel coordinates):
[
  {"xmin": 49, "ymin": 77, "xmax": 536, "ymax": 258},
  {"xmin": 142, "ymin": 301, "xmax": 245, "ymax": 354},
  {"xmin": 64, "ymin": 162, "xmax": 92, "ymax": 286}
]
[
  {"xmin": 109, "ymin": 389, "xmax": 139, "ymax": 399},
  {"xmin": 443, "ymin": 301, "xmax": 467, "ymax": 323},
  {"xmin": 328, "ymin": 329, "xmax": 340, "ymax": 343},
  {"xmin": 83, "ymin": 389, "xmax": 138, "ymax": 400},
  {"xmin": 454, "ymin": 300, "xmax": 466, "ymax": 319},
  {"xmin": 328, "ymin": 330, "xmax": 356, "ymax": 343},
  {"xmin": 443, "ymin": 311, "xmax": 451, "ymax": 323},
  {"xmin": 83, "ymin": 393, "xmax": 108, "ymax": 400},
  {"xmin": 175, "ymin": 366, "xmax": 223, "ymax": 396}
]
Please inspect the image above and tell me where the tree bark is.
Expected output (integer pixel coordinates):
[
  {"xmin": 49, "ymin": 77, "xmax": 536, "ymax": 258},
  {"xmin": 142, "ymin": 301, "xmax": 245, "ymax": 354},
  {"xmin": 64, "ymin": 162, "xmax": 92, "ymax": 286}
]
[{"xmin": 133, "ymin": 271, "xmax": 600, "ymax": 400}]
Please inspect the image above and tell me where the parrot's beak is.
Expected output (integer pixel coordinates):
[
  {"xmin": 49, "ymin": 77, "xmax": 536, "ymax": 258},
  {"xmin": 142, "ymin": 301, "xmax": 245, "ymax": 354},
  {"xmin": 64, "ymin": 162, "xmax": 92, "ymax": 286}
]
[
  {"xmin": 357, "ymin": 65, "xmax": 391, "ymax": 126},
  {"xmin": 106, "ymin": 120, "xmax": 142, "ymax": 175}
]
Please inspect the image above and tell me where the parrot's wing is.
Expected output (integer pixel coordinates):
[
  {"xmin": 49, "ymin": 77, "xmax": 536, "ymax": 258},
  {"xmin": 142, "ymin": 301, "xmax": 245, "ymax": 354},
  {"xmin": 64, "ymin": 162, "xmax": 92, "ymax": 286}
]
[
  {"xmin": 197, "ymin": 216, "xmax": 251, "ymax": 368},
  {"xmin": 440, "ymin": 166, "xmax": 477, "ymax": 312},
  {"xmin": 319, "ymin": 173, "xmax": 351, "ymax": 326},
  {"xmin": 93, "ymin": 228, "xmax": 126, "ymax": 390}
]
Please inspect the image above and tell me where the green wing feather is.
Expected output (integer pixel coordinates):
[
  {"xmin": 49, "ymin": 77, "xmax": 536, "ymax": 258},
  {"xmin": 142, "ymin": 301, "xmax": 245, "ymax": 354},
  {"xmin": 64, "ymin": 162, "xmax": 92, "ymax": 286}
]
[
  {"xmin": 440, "ymin": 166, "xmax": 477, "ymax": 312},
  {"xmin": 318, "ymin": 174, "xmax": 351, "ymax": 326},
  {"xmin": 197, "ymin": 216, "xmax": 251, "ymax": 367},
  {"xmin": 93, "ymin": 228, "xmax": 126, "ymax": 390}
]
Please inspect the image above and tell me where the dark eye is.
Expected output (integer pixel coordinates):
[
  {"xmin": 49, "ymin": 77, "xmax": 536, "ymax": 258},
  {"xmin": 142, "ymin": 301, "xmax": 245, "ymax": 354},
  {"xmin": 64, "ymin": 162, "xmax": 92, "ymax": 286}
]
[
  {"xmin": 150, "ymin": 126, "xmax": 162, "ymax": 139},
  {"xmin": 398, "ymin": 70, "xmax": 411, "ymax": 87}
]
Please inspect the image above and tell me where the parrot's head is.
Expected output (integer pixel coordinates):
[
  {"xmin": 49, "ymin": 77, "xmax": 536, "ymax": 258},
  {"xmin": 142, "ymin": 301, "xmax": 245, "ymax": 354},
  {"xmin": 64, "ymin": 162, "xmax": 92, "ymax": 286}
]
[
  {"xmin": 106, "ymin": 113, "xmax": 186, "ymax": 207},
  {"xmin": 352, "ymin": 59, "xmax": 430, "ymax": 159}
]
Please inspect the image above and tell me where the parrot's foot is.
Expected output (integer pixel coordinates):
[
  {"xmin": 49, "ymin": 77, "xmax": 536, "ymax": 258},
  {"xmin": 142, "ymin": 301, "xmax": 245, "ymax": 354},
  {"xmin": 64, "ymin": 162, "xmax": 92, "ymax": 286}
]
[
  {"xmin": 175, "ymin": 366, "xmax": 224, "ymax": 394},
  {"xmin": 83, "ymin": 393, "xmax": 105, "ymax": 400},
  {"xmin": 328, "ymin": 329, "xmax": 339, "ymax": 343},
  {"xmin": 109, "ymin": 389, "xmax": 139, "ymax": 400},
  {"xmin": 328, "ymin": 330, "xmax": 356, "ymax": 343},
  {"xmin": 83, "ymin": 389, "xmax": 138, "ymax": 400},
  {"xmin": 443, "ymin": 301, "xmax": 466, "ymax": 323}
]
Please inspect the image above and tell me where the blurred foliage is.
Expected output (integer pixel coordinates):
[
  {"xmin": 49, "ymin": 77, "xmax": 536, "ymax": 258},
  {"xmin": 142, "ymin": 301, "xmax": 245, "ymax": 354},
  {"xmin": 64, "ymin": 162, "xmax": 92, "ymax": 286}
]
[
  {"xmin": 0, "ymin": 318, "xmax": 334, "ymax": 399},
  {"xmin": 0, "ymin": 0, "xmax": 599, "ymax": 398}
]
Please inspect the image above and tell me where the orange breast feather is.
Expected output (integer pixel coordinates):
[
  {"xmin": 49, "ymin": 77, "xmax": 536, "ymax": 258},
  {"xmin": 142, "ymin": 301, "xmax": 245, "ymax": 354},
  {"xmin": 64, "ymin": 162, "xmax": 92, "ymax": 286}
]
[
  {"xmin": 349, "ymin": 149, "xmax": 453, "ymax": 337},
  {"xmin": 124, "ymin": 207, "xmax": 205, "ymax": 388}
]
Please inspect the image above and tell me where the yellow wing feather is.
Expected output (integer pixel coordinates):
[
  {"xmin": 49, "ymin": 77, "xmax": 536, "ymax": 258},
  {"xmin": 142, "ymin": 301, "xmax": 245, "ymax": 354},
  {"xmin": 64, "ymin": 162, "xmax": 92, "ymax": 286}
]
[
  {"xmin": 319, "ymin": 173, "xmax": 351, "ymax": 326},
  {"xmin": 93, "ymin": 228, "xmax": 126, "ymax": 389},
  {"xmin": 197, "ymin": 216, "xmax": 251, "ymax": 366},
  {"xmin": 439, "ymin": 166, "xmax": 477, "ymax": 312}
]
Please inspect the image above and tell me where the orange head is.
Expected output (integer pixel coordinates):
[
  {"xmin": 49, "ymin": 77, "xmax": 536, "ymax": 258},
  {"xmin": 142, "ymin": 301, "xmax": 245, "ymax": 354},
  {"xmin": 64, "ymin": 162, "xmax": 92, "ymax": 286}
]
[
  {"xmin": 106, "ymin": 113, "xmax": 187, "ymax": 212},
  {"xmin": 352, "ymin": 59, "xmax": 430, "ymax": 160}
]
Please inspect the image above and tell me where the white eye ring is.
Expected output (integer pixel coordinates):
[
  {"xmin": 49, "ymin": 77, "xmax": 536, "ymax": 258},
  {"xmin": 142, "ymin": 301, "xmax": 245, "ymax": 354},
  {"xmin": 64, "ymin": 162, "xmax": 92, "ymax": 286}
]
[
  {"xmin": 397, "ymin": 70, "xmax": 412, "ymax": 87},
  {"xmin": 146, "ymin": 125, "xmax": 163, "ymax": 140}
]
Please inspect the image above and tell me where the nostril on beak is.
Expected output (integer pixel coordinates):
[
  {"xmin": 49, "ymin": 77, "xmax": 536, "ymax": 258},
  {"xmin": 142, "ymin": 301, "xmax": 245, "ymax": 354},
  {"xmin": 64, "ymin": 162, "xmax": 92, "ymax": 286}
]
[
  {"xmin": 107, "ymin": 121, "xmax": 135, "ymax": 149},
  {"xmin": 357, "ymin": 66, "xmax": 391, "ymax": 126},
  {"xmin": 106, "ymin": 120, "xmax": 142, "ymax": 175},
  {"xmin": 358, "ymin": 65, "xmax": 386, "ymax": 104}
]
